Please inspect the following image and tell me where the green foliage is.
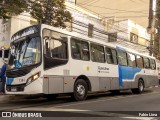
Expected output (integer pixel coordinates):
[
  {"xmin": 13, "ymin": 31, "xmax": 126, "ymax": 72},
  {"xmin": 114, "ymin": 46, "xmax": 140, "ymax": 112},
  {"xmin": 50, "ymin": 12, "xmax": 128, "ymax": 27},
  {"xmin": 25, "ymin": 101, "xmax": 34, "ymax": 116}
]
[
  {"xmin": 0, "ymin": 0, "xmax": 28, "ymax": 19},
  {"xmin": 30, "ymin": 0, "xmax": 72, "ymax": 28}
]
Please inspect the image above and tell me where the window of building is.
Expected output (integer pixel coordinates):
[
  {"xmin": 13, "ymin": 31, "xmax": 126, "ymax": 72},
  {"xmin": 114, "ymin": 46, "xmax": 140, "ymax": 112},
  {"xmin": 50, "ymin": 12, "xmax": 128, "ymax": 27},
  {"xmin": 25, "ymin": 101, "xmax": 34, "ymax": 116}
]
[
  {"xmin": 117, "ymin": 50, "xmax": 127, "ymax": 66},
  {"xmin": 143, "ymin": 57, "xmax": 150, "ymax": 69},
  {"xmin": 149, "ymin": 59, "xmax": 156, "ymax": 70},
  {"xmin": 105, "ymin": 47, "xmax": 117, "ymax": 64},
  {"xmin": 136, "ymin": 55, "xmax": 143, "ymax": 68},
  {"xmin": 91, "ymin": 43, "xmax": 105, "ymax": 63},
  {"xmin": 71, "ymin": 38, "xmax": 89, "ymax": 61},
  {"xmin": 130, "ymin": 33, "xmax": 138, "ymax": 44},
  {"xmin": 127, "ymin": 53, "xmax": 136, "ymax": 67},
  {"xmin": 108, "ymin": 33, "xmax": 117, "ymax": 42}
]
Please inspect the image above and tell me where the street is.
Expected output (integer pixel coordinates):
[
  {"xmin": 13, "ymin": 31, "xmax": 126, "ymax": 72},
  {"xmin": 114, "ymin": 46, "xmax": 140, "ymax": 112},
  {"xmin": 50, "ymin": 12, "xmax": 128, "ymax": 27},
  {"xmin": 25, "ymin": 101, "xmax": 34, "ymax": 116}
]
[{"xmin": 0, "ymin": 87, "xmax": 160, "ymax": 119}]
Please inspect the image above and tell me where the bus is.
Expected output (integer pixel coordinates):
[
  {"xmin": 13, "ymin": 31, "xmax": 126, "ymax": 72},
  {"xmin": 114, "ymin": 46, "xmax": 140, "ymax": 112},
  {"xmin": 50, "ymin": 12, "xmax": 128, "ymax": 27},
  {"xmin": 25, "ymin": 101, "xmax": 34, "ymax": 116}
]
[{"xmin": 6, "ymin": 24, "xmax": 159, "ymax": 101}]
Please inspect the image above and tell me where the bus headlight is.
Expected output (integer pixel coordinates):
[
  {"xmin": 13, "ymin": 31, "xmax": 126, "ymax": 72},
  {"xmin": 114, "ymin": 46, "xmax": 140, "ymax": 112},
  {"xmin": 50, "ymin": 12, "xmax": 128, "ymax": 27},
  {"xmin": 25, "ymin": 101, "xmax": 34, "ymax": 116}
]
[
  {"xmin": 26, "ymin": 72, "xmax": 41, "ymax": 85},
  {"xmin": 33, "ymin": 73, "xmax": 40, "ymax": 80}
]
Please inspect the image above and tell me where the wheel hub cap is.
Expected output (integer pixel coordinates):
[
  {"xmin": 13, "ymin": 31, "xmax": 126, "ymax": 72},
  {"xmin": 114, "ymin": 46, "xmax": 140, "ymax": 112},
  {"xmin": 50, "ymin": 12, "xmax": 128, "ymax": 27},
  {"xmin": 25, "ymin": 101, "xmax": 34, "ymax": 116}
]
[{"xmin": 77, "ymin": 85, "xmax": 85, "ymax": 96}]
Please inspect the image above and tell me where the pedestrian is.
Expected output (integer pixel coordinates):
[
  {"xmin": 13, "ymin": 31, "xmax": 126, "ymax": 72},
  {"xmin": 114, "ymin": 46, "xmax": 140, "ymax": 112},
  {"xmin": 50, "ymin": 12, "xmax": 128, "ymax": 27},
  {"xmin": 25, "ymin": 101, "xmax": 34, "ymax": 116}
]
[{"xmin": 0, "ymin": 60, "xmax": 7, "ymax": 94}]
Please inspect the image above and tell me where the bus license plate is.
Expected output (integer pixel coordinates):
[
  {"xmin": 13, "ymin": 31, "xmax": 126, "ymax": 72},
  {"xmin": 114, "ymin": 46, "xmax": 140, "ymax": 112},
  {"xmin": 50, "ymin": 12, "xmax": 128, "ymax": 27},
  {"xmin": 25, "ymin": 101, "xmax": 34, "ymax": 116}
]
[{"xmin": 11, "ymin": 87, "xmax": 17, "ymax": 92}]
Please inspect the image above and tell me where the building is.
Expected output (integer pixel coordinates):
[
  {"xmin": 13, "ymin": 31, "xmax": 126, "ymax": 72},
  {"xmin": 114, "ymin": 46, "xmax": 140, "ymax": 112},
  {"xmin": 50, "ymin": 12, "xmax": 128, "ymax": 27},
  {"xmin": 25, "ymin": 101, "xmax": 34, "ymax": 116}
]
[
  {"xmin": 0, "ymin": 13, "xmax": 37, "ymax": 49},
  {"xmin": 108, "ymin": 19, "xmax": 150, "ymax": 55}
]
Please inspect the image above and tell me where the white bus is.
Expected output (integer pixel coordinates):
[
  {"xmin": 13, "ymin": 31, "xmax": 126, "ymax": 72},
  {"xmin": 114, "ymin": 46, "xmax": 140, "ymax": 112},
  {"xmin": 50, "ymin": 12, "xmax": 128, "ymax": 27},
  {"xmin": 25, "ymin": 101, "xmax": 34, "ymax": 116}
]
[{"xmin": 6, "ymin": 24, "xmax": 159, "ymax": 101}]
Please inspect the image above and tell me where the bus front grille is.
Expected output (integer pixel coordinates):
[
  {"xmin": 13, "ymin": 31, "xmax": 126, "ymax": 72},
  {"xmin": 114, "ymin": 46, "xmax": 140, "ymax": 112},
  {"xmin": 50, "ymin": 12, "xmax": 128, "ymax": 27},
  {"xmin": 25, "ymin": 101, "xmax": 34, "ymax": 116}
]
[{"xmin": 6, "ymin": 84, "xmax": 26, "ymax": 92}]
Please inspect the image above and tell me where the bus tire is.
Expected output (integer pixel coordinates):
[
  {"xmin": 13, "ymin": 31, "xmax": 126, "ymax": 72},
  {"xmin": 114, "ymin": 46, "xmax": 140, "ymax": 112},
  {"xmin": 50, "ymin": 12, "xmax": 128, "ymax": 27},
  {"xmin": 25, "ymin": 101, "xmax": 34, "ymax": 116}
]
[
  {"xmin": 73, "ymin": 79, "xmax": 88, "ymax": 101},
  {"xmin": 131, "ymin": 80, "xmax": 144, "ymax": 94}
]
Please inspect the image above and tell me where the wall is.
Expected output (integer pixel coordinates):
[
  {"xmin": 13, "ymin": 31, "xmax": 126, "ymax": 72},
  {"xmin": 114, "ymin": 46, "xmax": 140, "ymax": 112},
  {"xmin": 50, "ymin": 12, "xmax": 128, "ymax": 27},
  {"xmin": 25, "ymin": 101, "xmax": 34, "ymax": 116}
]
[
  {"xmin": 0, "ymin": 13, "xmax": 37, "ymax": 49},
  {"xmin": 114, "ymin": 19, "xmax": 150, "ymax": 47}
]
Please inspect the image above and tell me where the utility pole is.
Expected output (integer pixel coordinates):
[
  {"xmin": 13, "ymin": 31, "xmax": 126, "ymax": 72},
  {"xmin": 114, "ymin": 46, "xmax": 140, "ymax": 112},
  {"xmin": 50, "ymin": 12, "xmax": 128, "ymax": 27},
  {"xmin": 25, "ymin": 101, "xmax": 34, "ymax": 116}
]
[
  {"xmin": 148, "ymin": 0, "xmax": 154, "ymax": 56},
  {"xmin": 155, "ymin": 0, "xmax": 160, "ymax": 59}
]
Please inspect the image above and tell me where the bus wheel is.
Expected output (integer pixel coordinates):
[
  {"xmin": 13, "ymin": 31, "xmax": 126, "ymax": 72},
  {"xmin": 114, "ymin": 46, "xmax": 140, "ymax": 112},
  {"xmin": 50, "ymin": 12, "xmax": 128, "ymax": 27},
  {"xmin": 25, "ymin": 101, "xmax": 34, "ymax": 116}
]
[
  {"xmin": 73, "ymin": 79, "xmax": 88, "ymax": 101},
  {"xmin": 131, "ymin": 80, "xmax": 144, "ymax": 94}
]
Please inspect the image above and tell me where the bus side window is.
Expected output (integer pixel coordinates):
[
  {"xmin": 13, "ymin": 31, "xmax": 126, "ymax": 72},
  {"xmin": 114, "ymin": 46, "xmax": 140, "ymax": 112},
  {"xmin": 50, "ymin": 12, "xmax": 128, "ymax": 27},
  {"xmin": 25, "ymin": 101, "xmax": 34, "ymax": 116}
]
[
  {"xmin": 111, "ymin": 49, "xmax": 118, "ymax": 64},
  {"xmin": 71, "ymin": 38, "xmax": 90, "ymax": 61},
  {"xmin": 47, "ymin": 38, "xmax": 67, "ymax": 59},
  {"xmin": 117, "ymin": 50, "xmax": 127, "ymax": 66},
  {"xmin": 127, "ymin": 53, "xmax": 136, "ymax": 67},
  {"xmin": 150, "ymin": 59, "xmax": 156, "ymax": 70},
  {"xmin": 45, "ymin": 39, "xmax": 50, "ymax": 56},
  {"xmin": 71, "ymin": 39, "xmax": 81, "ymax": 60},
  {"xmin": 136, "ymin": 55, "xmax": 143, "ymax": 68},
  {"xmin": 106, "ymin": 47, "xmax": 113, "ymax": 64},
  {"xmin": 105, "ymin": 47, "xmax": 117, "ymax": 64},
  {"xmin": 81, "ymin": 41, "xmax": 89, "ymax": 61},
  {"xmin": 143, "ymin": 57, "xmax": 150, "ymax": 69},
  {"xmin": 91, "ymin": 43, "xmax": 105, "ymax": 63}
]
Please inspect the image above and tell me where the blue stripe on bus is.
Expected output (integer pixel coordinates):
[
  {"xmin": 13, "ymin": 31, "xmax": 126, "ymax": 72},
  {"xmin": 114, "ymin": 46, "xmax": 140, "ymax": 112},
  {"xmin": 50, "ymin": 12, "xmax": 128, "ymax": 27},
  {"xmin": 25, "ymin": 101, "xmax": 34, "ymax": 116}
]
[
  {"xmin": 118, "ymin": 65, "xmax": 141, "ymax": 87},
  {"xmin": 7, "ymin": 78, "xmax": 14, "ymax": 85}
]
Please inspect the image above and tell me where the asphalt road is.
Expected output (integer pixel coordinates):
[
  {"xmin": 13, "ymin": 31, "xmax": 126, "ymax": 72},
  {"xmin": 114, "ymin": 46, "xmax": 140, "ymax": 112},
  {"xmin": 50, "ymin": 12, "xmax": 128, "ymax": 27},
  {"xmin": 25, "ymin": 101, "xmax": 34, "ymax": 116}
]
[{"xmin": 0, "ymin": 87, "xmax": 160, "ymax": 120}]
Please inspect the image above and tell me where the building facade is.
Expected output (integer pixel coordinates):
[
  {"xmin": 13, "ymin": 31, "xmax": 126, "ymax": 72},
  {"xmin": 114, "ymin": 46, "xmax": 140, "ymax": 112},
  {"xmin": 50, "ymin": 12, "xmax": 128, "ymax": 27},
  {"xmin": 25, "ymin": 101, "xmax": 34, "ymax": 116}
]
[{"xmin": 0, "ymin": 1, "xmax": 151, "ymax": 56}]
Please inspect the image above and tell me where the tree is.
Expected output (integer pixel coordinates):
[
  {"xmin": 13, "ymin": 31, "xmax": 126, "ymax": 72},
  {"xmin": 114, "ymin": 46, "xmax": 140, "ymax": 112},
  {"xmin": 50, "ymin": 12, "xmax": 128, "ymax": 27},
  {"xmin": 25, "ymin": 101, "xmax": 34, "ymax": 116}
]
[
  {"xmin": 30, "ymin": 0, "xmax": 72, "ymax": 28},
  {"xmin": 0, "ymin": 0, "xmax": 28, "ymax": 19}
]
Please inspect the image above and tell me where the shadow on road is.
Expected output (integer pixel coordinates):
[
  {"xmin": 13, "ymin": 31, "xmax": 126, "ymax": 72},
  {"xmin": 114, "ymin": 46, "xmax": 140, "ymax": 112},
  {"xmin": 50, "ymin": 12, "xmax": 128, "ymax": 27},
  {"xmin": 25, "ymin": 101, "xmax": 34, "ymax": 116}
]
[{"xmin": 0, "ymin": 88, "xmax": 157, "ymax": 111}]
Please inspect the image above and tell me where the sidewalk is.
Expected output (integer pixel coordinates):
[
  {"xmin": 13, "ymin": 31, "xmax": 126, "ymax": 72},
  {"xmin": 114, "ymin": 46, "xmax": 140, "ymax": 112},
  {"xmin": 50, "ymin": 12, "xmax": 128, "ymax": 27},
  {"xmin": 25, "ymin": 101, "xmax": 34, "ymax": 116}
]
[{"xmin": 0, "ymin": 94, "xmax": 15, "ymax": 103}]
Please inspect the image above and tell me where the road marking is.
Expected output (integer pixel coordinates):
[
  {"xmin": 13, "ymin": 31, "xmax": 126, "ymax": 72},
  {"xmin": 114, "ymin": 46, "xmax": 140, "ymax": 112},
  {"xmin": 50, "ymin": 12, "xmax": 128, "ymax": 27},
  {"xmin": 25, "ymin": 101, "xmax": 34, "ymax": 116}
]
[
  {"xmin": 123, "ymin": 117, "xmax": 155, "ymax": 120},
  {"xmin": 17, "ymin": 107, "xmax": 90, "ymax": 112},
  {"xmin": 50, "ymin": 108, "xmax": 89, "ymax": 112},
  {"xmin": 17, "ymin": 107, "xmax": 158, "ymax": 118},
  {"xmin": 52, "ymin": 91, "xmax": 159, "ymax": 108}
]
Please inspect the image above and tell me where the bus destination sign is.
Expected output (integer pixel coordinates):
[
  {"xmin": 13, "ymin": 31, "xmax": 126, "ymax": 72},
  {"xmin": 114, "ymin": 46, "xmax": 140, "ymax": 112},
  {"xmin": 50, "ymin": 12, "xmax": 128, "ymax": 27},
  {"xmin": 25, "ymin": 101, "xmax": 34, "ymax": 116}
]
[{"xmin": 11, "ymin": 26, "xmax": 38, "ymax": 41}]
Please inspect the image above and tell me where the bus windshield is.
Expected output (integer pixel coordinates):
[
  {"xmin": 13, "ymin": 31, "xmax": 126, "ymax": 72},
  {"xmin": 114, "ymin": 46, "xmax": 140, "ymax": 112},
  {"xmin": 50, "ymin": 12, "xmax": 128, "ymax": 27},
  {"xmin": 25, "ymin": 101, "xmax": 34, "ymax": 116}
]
[{"xmin": 8, "ymin": 37, "xmax": 41, "ymax": 69}]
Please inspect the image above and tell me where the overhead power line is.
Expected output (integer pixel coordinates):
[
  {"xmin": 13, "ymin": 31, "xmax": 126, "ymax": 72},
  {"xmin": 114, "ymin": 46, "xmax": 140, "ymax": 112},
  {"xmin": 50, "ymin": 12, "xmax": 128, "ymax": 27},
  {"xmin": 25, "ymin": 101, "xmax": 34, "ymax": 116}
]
[
  {"xmin": 100, "ymin": 11, "xmax": 148, "ymax": 15},
  {"xmin": 78, "ymin": 4, "xmax": 148, "ymax": 13}
]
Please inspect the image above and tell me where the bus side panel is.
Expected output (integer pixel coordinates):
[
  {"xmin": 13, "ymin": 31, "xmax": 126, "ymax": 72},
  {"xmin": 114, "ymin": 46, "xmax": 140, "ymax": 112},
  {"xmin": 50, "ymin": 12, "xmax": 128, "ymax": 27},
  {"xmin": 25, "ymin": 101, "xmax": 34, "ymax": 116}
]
[
  {"xmin": 123, "ymin": 82, "xmax": 132, "ymax": 89},
  {"xmin": 143, "ymin": 75, "xmax": 158, "ymax": 87},
  {"xmin": 63, "ymin": 76, "xmax": 76, "ymax": 93},
  {"xmin": 97, "ymin": 63, "xmax": 119, "ymax": 91},
  {"xmin": 131, "ymin": 75, "xmax": 139, "ymax": 88},
  {"xmin": 99, "ymin": 77, "xmax": 111, "ymax": 91},
  {"xmin": 43, "ymin": 76, "xmax": 49, "ymax": 94},
  {"xmin": 88, "ymin": 77, "xmax": 100, "ymax": 92},
  {"xmin": 110, "ymin": 78, "xmax": 119, "ymax": 90},
  {"xmin": 132, "ymin": 74, "xmax": 158, "ymax": 88},
  {"xmin": 43, "ymin": 76, "xmax": 64, "ymax": 94}
]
